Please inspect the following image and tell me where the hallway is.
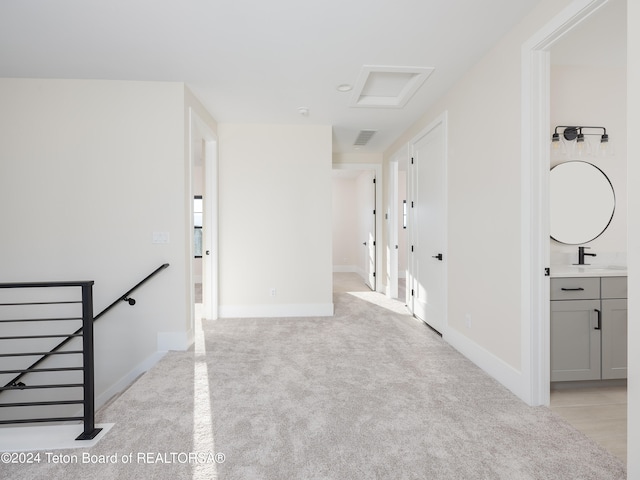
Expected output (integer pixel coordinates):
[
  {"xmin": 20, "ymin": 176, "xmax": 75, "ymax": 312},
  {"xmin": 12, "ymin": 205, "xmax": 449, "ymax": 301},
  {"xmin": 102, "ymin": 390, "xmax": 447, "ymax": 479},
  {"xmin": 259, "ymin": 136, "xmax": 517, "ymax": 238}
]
[{"xmin": 3, "ymin": 280, "xmax": 626, "ymax": 479}]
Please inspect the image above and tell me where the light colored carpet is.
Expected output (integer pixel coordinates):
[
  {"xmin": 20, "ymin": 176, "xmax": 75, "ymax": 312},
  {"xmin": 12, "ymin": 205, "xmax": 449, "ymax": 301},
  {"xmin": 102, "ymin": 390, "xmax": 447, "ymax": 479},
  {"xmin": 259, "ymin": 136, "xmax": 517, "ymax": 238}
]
[{"xmin": 1, "ymin": 285, "xmax": 626, "ymax": 479}]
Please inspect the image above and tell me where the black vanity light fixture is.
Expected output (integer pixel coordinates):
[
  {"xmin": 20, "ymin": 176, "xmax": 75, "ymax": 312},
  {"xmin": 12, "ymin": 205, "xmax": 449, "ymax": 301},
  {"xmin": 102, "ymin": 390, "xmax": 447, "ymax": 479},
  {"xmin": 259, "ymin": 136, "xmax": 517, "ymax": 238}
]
[{"xmin": 551, "ymin": 125, "xmax": 610, "ymax": 156}]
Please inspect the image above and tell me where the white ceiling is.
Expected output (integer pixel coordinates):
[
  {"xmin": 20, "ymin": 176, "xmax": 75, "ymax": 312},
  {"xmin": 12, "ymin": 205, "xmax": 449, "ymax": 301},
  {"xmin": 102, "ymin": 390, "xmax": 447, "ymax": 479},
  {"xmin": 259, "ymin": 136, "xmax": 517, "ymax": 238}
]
[{"xmin": 0, "ymin": 0, "xmax": 546, "ymax": 154}]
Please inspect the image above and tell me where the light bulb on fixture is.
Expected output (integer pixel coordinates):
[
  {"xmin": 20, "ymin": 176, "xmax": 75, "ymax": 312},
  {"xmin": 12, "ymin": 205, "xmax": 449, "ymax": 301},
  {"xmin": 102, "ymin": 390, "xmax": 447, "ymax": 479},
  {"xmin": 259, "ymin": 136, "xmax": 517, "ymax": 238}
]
[
  {"xmin": 575, "ymin": 129, "xmax": 586, "ymax": 157},
  {"xmin": 551, "ymin": 126, "xmax": 612, "ymax": 158},
  {"xmin": 598, "ymin": 132, "xmax": 610, "ymax": 157}
]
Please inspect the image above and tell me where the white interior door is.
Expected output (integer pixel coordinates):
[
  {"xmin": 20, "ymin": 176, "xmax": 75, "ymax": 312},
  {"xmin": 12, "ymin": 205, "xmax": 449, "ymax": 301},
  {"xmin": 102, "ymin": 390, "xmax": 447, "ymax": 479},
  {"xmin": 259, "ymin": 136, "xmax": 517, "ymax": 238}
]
[
  {"xmin": 387, "ymin": 158, "xmax": 399, "ymax": 299},
  {"xmin": 362, "ymin": 172, "xmax": 376, "ymax": 290},
  {"xmin": 409, "ymin": 117, "xmax": 446, "ymax": 333}
]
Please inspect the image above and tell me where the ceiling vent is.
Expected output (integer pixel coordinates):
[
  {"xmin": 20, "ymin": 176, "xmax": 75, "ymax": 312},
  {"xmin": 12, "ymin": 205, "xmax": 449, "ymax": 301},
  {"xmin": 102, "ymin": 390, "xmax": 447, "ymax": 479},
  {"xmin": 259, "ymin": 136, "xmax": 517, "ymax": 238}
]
[
  {"xmin": 349, "ymin": 65, "xmax": 435, "ymax": 109},
  {"xmin": 354, "ymin": 130, "xmax": 377, "ymax": 146}
]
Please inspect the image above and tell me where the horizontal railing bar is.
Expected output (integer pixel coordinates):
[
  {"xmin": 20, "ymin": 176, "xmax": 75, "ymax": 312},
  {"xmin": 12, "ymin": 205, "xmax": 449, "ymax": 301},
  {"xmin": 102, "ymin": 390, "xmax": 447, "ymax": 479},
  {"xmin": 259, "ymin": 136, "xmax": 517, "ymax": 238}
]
[
  {"xmin": 0, "ymin": 383, "xmax": 83, "ymax": 391},
  {"xmin": 0, "ymin": 400, "xmax": 84, "ymax": 408},
  {"xmin": 0, "ymin": 317, "xmax": 82, "ymax": 323},
  {"xmin": 0, "ymin": 334, "xmax": 83, "ymax": 340},
  {"xmin": 0, "ymin": 281, "xmax": 94, "ymax": 289},
  {"xmin": 0, "ymin": 350, "xmax": 82, "ymax": 358},
  {"xmin": 0, "ymin": 417, "xmax": 84, "ymax": 425},
  {"xmin": 0, "ymin": 301, "xmax": 82, "ymax": 307},
  {"xmin": 0, "ymin": 367, "xmax": 83, "ymax": 375}
]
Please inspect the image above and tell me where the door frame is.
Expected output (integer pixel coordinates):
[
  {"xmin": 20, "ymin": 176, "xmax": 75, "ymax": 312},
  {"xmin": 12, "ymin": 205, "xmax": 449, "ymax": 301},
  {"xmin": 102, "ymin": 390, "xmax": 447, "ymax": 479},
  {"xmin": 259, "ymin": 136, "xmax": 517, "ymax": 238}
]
[
  {"xmin": 189, "ymin": 108, "xmax": 218, "ymax": 324},
  {"xmin": 333, "ymin": 163, "xmax": 383, "ymax": 292},
  {"xmin": 406, "ymin": 112, "xmax": 448, "ymax": 333},
  {"xmin": 387, "ymin": 154, "xmax": 399, "ymax": 299},
  {"xmin": 521, "ymin": 0, "xmax": 610, "ymax": 406},
  {"xmin": 386, "ymin": 144, "xmax": 410, "ymax": 301}
]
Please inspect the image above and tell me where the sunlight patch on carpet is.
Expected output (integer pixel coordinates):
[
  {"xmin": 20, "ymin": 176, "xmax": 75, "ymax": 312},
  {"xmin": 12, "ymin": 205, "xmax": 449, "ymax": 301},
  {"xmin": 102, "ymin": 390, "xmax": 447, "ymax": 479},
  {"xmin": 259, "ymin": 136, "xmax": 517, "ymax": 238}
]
[
  {"xmin": 346, "ymin": 291, "xmax": 412, "ymax": 315},
  {"xmin": 193, "ymin": 313, "xmax": 218, "ymax": 479}
]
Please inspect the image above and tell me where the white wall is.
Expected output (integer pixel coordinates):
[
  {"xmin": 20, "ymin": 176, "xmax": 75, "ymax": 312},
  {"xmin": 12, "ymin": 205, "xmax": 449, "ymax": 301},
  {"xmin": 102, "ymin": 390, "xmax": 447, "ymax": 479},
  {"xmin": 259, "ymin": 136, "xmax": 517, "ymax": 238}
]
[
  {"xmin": 332, "ymin": 176, "xmax": 359, "ymax": 271},
  {"xmin": 383, "ymin": 0, "xmax": 574, "ymax": 382},
  {"xmin": 627, "ymin": 0, "xmax": 639, "ymax": 475},
  {"xmin": 218, "ymin": 123, "xmax": 333, "ymax": 317},
  {"xmin": 333, "ymin": 152, "xmax": 382, "ymax": 165},
  {"xmin": 550, "ymin": 64, "xmax": 627, "ymax": 265},
  {"xmin": 0, "ymin": 78, "xmax": 211, "ymax": 406}
]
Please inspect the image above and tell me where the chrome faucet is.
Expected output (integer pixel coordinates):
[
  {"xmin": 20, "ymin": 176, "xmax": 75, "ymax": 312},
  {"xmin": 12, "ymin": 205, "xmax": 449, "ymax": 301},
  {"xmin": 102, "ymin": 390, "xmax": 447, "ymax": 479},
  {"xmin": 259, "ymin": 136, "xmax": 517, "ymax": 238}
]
[{"xmin": 576, "ymin": 246, "xmax": 596, "ymax": 265}]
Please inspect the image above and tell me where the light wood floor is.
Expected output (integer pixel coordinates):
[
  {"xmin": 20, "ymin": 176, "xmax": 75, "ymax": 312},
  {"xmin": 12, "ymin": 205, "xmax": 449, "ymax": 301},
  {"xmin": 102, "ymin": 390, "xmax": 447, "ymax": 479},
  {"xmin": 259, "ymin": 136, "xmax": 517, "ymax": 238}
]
[{"xmin": 550, "ymin": 383, "xmax": 627, "ymax": 463}]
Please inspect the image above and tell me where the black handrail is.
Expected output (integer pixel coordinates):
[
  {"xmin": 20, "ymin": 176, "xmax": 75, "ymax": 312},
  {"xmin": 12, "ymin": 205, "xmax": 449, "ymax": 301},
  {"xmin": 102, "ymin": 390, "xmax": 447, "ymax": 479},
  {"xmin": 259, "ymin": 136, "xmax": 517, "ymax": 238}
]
[
  {"xmin": 1, "ymin": 263, "xmax": 170, "ymax": 392},
  {"xmin": 94, "ymin": 263, "xmax": 170, "ymax": 321}
]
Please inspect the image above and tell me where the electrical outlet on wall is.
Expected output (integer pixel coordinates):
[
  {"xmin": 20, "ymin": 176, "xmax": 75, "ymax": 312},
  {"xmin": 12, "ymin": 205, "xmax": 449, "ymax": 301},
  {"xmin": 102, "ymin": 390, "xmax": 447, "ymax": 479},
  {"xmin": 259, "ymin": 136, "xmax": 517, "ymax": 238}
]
[
  {"xmin": 464, "ymin": 314, "xmax": 472, "ymax": 329},
  {"xmin": 270, "ymin": 288, "xmax": 277, "ymax": 297}
]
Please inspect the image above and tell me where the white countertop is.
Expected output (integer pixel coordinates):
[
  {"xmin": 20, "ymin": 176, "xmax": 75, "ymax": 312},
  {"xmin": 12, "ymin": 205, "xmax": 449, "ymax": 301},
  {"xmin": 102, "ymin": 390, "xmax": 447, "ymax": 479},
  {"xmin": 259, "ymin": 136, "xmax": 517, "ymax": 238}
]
[{"xmin": 550, "ymin": 265, "xmax": 627, "ymax": 278}]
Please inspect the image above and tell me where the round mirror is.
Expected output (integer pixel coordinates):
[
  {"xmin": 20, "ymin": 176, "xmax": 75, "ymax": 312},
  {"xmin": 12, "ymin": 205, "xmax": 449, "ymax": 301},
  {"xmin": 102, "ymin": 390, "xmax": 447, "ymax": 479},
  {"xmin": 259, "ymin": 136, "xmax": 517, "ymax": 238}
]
[{"xmin": 550, "ymin": 161, "xmax": 615, "ymax": 245}]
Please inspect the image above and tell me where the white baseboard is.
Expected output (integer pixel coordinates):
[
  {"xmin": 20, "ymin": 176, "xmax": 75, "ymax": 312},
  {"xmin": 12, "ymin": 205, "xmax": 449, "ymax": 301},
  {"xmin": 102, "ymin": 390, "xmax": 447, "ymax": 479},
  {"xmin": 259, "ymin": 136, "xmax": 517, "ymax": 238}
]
[
  {"xmin": 444, "ymin": 326, "xmax": 527, "ymax": 403},
  {"xmin": 157, "ymin": 330, "xmax": 192, "ymax": 351},
  {"xmin": 333, "ymin": 265, "xmax": 358, "ymax": 273},
  {"xmin": 95, "ymin": 351, "xmax": 166, "ymax": 409},
  {"xmin": 219, "ymin": 303, "xmax": 334, "ymax": 318},
  {"xmin": 95, "ymin": 331, "xmax": 192, "ymax": 410}
]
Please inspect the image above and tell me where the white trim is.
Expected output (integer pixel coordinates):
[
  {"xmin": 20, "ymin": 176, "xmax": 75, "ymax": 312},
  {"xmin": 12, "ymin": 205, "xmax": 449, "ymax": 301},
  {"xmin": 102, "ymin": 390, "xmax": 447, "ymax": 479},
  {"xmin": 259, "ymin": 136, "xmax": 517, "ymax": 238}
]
[
  {"xmin": 348, "ymin": 65, "xmax": 435, "ymax": 108},
  {"xmin": 444, "ymin": 328, "xmax": 526, "ymax": 401},
  {"xmin": 0, "ymin": 424, "xmax": 114, "ymax": 452},
  {"xmin": 157, "ymin": 330, "xmax": 191, "ymax": 351},
  {"xmin": 521, "ymin": 0, "xmax": 610, "ymax": 406},
  {"xmin": 333, "ymin": 265, "xmax": 360, "ymax": 273},
  {"xmin": 219, "ymin": 303, "xmax": 334, "ymax": 318},
  {"xmin": 95, "ymin": 351, "xmax": 166, "ymax": 409},
  {"xmin": 189, "ymin": 108, "xmax": 219, "ymax": 324},
  {"xmin": 332, "ymin": 163, "xmax": 384, "ymax": 293},
  {"xmin": 386, "ymin": 149, "xmax": 403, "ymax": 299}
]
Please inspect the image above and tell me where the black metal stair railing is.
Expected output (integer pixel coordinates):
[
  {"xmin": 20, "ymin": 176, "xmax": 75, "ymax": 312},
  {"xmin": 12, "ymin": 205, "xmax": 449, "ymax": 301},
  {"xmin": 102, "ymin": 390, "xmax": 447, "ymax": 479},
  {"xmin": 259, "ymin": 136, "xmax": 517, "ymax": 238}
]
[
  {"xmin": 0, "ymin": 281, "xmax": 100, "ymax": 440},
  {"xmin": 0, "ymin": 262, "xmax": 170, "ymax": 441}
]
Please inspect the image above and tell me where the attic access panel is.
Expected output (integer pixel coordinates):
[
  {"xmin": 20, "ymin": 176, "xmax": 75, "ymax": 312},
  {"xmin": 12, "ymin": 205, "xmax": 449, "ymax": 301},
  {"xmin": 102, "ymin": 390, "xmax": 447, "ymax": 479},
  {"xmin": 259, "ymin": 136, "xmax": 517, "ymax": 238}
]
[{"xmin": 349, "ymin": 65, "xmax": 435, "ymax": 108}]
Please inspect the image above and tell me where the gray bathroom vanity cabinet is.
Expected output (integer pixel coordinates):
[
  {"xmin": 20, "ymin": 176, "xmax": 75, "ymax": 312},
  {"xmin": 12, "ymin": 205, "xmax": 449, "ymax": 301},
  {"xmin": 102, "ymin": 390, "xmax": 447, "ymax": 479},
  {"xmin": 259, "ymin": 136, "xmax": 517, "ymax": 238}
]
[{"xmin": 550, "ymin": 276, "xmax": 627, "ymax": 382}]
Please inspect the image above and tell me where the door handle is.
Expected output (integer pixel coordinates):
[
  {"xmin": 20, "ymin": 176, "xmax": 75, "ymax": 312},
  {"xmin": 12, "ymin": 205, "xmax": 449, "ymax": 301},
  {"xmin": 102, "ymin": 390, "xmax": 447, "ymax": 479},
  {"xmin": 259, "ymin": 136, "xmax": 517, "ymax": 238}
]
[
  {"xmin": 594, "ymin": 309, "xmax": 601, "ymax": 330},
  {"xmin": 432, "ymin": 253, "xmax": 443, "ymax": 261}
]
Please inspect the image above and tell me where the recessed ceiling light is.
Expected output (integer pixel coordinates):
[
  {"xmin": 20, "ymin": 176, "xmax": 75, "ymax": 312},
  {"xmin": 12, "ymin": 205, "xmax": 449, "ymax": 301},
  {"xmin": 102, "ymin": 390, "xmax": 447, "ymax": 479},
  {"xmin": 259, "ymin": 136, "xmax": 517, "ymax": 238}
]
[{"xmin": 336, "ymin": 84, "xmax": 353, "ymax": 92}]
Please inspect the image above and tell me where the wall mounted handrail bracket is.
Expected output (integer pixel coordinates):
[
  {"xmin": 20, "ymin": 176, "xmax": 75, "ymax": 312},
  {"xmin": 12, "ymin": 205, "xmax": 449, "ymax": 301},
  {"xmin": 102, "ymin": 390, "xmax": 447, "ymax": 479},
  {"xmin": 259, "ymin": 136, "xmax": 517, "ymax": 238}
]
[{"xmin": 94, "ymin": 263, "xmax": 169, "ymax": 321}]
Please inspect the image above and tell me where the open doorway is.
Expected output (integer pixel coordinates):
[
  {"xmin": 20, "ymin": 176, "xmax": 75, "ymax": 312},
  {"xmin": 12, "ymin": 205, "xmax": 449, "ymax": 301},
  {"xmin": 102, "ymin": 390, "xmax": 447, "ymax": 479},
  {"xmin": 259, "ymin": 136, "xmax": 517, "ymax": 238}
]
[
  {"xmin": 332, "ymin": 163, "xmax": 382, "ymax": 293},
  {"xmin": 189, "ymin": 109, "xmax": 218, "ymax": 332},
  {"xmin": 547, "ymin": 0, "xmax": 627, "ymax": 463},
  {"xmin": 523, "ymin": 0, "xmax": 627, "ymax": 463}
]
